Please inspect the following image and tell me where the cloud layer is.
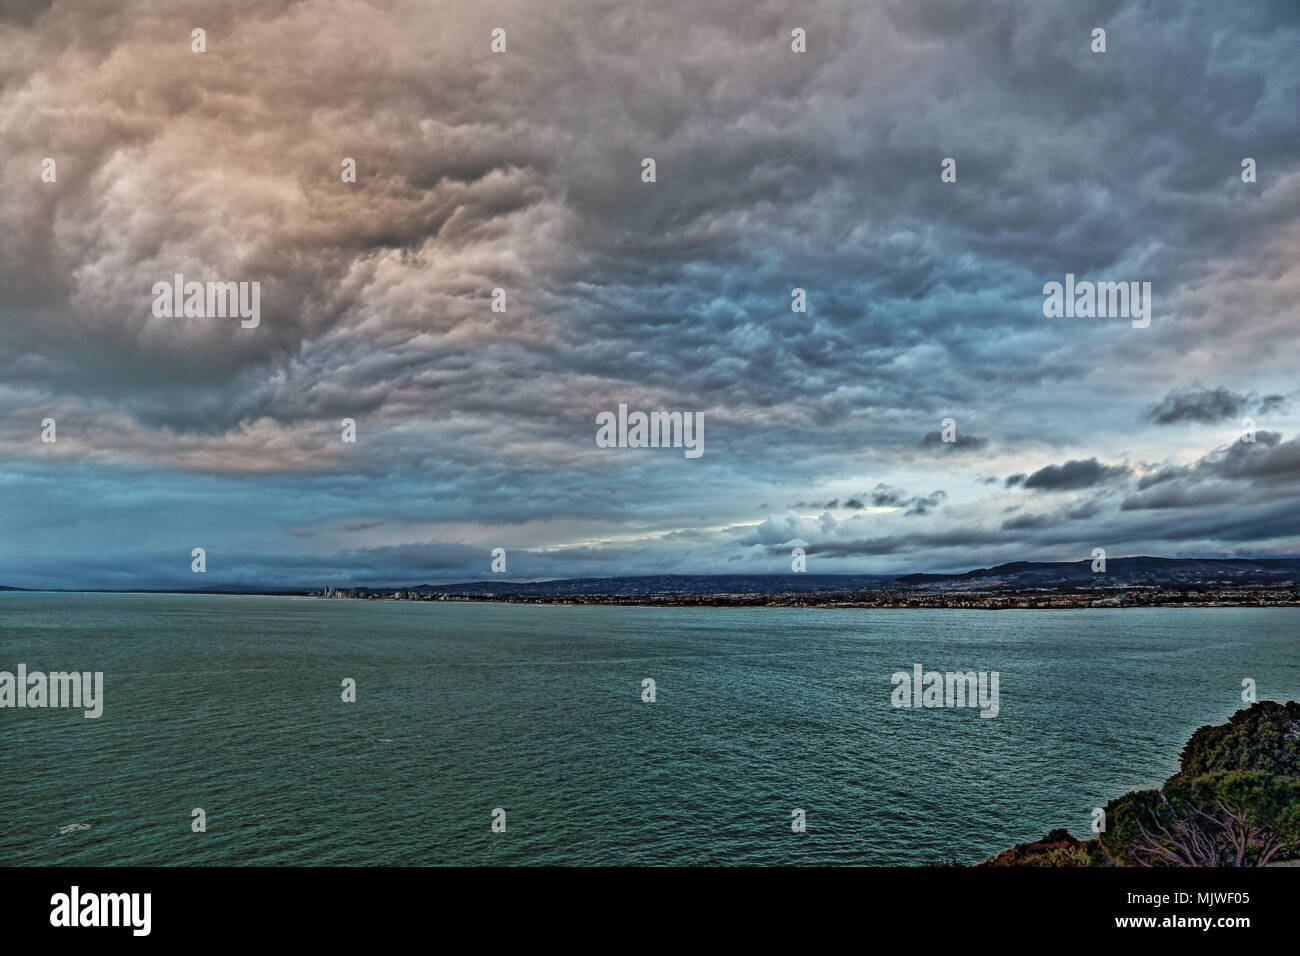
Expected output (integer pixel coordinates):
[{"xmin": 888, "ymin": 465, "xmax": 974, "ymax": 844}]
[{"xmin": 1, "ymin": 0, "xmax": 1298, "ymax": 588}]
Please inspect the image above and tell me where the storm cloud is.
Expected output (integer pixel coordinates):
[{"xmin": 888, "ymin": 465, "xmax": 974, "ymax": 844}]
[
  {"xmin": 1143, "ymin": 385, "xmax": 1288, "ymax": 425},
  {"xmin": 0, "ymin": 0, "xmax": 1297, "ymax": 588},
  {"xmin": 1012, "ymin": 458, "xmax": 1132, "ymax": 492}
]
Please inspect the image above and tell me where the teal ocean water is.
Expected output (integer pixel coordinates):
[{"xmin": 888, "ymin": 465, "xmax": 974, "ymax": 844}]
[{"xmin": 1, "ymin": 594, "xmax": 1296, "ymax": 866}]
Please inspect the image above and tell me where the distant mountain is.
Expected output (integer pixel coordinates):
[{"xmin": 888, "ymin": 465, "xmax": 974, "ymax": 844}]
[
  {"xmin": 365, "ymin": 574, "xmax": 894, "ymax": 597},
  {"xmin": 7, "ymin": 557, "xmax": 1300, "ymax": 598},
  {"xmin": 338, "ymin": 557, "xmax": 1300, "ymax": 598},
  {"xmin": 890, "ymin": 556, "xmax": 1300, "ymax": 592}
]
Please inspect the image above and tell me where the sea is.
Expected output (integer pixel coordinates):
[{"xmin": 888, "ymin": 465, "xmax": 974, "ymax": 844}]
[{"xmin": 1, "ymin": 593, "xmax": 1296, "ymax": 866}]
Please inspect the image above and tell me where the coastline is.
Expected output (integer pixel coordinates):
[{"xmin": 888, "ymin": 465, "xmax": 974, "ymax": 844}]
[
  {"xmin": 306, "ymin": 587, "xmax": 1300, "ymax": 610},
  {"xmin": 329, "ymin": 598, "xmax": 1300, "ymax": 610},
  {"xmin": 4, "ymin": 588, "xmax": 1299, "ymax": 609}
]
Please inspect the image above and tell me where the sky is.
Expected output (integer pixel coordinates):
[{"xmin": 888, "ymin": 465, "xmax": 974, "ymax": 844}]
[{"xmin": 0, "ymin": 0, "xmax": 1298, "ymax": 590}]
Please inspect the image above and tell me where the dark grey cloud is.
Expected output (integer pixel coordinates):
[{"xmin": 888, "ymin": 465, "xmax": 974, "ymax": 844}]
[
  {"xmin": 869, "ymin": 485, "xmax": 908, "ymax": 507},
  {"xmin": 1002, "ymin": 513, "xmax": 1050, "ymax": 531},
  {"xmin": 0, "ymin": 0, "xmax": 55, "ymax": 27},
  {"xmin": 1121, "ymin": 483, "xmax": 1240, "ymax": 511},
  {"xmin": 1063, "ymin": 500, "xmax": 1102, "ymax": 520},
  {"xmin": 790, "ymin": 528, "xmax": 1006, "ymax": 559},
  {"xmin": 905, "ymin": 490, "xmax": 948, "ymax": 515},
  {"xmin": 795, "ymin": 484, "xmax": 947, "ymax": 516},
  {"xmin": 1127, "ymin": 432, "xmax": 1300, "ymax": 511},
  {"xmin": 920, "ymin": 431, "xmax": 989, "ymax": 453},
  {"xmin": 1017, "ymin": 458, "xmax": 1130, "ymax": 492},
  {"xmin": 1143, "ymin": 385, "xmax": 1288, "ymax": 425}
]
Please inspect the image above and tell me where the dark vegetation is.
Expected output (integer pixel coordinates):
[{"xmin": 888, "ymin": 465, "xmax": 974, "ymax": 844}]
[{"xmin": 980, "ymin": 701, "xmax": 1300, "ymax": 867}]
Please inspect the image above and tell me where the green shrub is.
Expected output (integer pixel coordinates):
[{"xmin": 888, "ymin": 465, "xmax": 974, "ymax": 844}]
[
  {"xmin": 1100, "ymin": 766, "xmax": 1300, "ymax": 866},
  {"xmin": 986, "ymin": 702, "xmax": 1300, "ymax": 867},
  {"xmin": 1176, "ymin": 700, "xmax": 1300, "ymax": 781}
]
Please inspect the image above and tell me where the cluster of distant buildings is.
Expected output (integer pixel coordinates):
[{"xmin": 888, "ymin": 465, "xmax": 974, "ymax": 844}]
[
  {"xmin": 308, "ymin": 584, "xmax": 1300, "ymax": 608},
  {"xmin": 314, "ymin": 586, "xmax": 449, "ymax": 601}
]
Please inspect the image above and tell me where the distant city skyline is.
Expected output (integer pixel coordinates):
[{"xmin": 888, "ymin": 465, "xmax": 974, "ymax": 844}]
[{"xmin": 1, "ymin": 0, "xmax": 1298, "ymax": 590}]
